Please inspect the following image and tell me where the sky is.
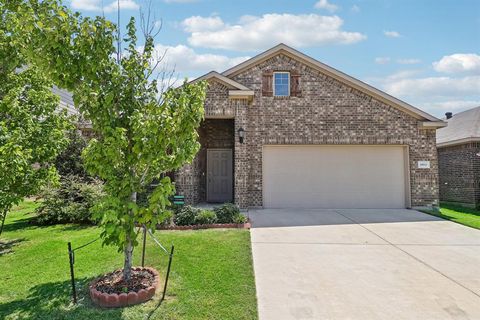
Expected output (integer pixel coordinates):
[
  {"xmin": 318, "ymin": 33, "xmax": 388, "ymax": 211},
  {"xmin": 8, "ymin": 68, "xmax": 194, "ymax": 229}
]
[{"xmin": 67, "ymin": 0, "xmax": 480, "ymax": 118}]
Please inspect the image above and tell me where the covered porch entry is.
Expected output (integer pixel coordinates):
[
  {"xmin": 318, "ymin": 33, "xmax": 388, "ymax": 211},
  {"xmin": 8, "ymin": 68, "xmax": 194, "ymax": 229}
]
[{"xmin": 196, "ymin": 119, "xmax": 234, "ymax": 203}]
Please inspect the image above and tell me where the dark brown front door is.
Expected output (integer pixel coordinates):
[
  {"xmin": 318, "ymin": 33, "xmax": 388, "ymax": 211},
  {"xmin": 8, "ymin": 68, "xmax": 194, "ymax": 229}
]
[{"xmin": 207, "ymin": 149, "xmax": 233, "ymax": 202}]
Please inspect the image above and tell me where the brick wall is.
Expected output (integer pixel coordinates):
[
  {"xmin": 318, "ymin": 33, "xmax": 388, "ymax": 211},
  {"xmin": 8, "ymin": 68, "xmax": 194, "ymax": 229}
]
[
  {"xmin": 177, "ymin": 53, "xmax": 440, "ymax": 208},
  {"xmin": 204, "ymin": 80, "xmax": 236, "ymax": 118},
  {"xmin": 438, "ymin": 142, "xmax": 480, "ymax": 207}
]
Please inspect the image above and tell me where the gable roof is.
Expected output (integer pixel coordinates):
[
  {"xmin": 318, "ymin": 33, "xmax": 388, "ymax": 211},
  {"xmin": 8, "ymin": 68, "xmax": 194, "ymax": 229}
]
[
  {"xmin": 437, "ymin": 106, "xmax": 480, "ymax": 147},
  {"xmin": 192, "ymin": 71, "xmax": 254, "ymax": 100},
  {"xmin": 192, "ymin": 71, "xmax": 251, "ymax": 90},
  {"xmin": 222, "ymin": 43, "xmax": 445, "ymax": 126}
]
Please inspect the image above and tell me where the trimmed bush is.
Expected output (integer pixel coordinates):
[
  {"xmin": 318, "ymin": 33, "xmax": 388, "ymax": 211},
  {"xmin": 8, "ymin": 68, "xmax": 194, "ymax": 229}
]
[
  {"xmin": 233, "ymin": 213, "xmax": 247, "ymax": 224},
  {"xmin": 34, "ymin": 175, "xmax": 104, "ymax": 225},
  {"xmin": 173, "ymin": 206, "xmax": 200, "ymax": 226},
  {"xmin": 214, "ymin": 203, "xmax": 240, "ymax": 223},
  {"xmin": 194, "ymin": 210, "xmax": 217, "ymax": 225}
]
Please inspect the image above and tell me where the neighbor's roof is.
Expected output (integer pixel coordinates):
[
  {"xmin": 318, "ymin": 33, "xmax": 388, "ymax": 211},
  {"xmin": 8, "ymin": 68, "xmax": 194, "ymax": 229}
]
[
  {"xmin": 220, "ymin": 43, "xmax": 445, "ymax": 126},
  {"xmin": 437, "ymin": 106, "xmax": 480, "ymax": 147},
  {"xmin": 52, "ymin": 86, "xmax": 78, "ymax": 116}
]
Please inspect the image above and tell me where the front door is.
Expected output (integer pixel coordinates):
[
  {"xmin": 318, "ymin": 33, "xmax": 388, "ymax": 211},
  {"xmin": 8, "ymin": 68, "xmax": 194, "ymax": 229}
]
[{"xmin": 207, "ymin": 149, "xmax": 233, "ymax": 203}]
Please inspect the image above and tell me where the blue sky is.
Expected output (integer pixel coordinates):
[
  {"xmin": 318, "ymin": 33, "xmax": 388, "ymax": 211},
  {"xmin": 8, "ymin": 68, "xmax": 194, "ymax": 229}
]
[{"xmin": 68, "ymin": 0, "xmax": 480, "ymax": 117}]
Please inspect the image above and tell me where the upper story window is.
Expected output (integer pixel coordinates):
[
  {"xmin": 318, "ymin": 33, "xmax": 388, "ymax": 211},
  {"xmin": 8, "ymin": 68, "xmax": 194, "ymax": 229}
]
[{"xmin": 273, "ymin": 72, "xmax": 290, "ymax": 97}]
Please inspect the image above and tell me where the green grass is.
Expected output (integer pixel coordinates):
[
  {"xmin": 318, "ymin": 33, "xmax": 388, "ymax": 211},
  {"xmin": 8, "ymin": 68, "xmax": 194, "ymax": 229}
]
[
  {"xmin": 421, "ymin": 203, "xmax": 480, "ymax": 230},
  {"xmin": 0, "ymin": 200, "xmax": 257, "ymax": 320}
]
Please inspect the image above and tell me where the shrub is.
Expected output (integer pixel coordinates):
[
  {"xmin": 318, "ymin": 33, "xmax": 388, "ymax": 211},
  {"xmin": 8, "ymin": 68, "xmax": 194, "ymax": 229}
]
[
  {"xmin": 194, "ymin": 210, "xmax": 217, "ymax": 225},
  {"xmin": 34, "ymin": 175, "xmax": 104, "ymax": 225},
  {"xmin": 214, "ymin": 203, "xmax": 240, "ymax": 223},
  {"xmin": 173, "ymin": 206, "xmax": 200, "ymax": 226},
  {"xmin": 233, "ymin": 213, "xmax": 247, "ymax": 224},
  {"xmin": 55, "ymin": 129, "xmax": 90, "ymax": 180},
  {"xmin": 157, "ymin": 210, "xmax": 174, "ymax": 227}
]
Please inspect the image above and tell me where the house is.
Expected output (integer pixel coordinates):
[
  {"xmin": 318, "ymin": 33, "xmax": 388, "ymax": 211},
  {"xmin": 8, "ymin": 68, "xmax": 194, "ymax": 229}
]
[
  {"xmin": 53, "ymin": 86, "xmax": 93, "ymax": 137},
  {"xmin": 437, "ymin": 107, "xmax": 480, "ymax": 208},
  {"xmin": 174, "ymin": 43, "xmax": 446, "ymax": 209}
]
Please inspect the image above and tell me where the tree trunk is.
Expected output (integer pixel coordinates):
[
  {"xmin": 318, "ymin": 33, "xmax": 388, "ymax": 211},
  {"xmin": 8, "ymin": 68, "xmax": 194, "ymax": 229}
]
[
  {"xmin": 0, "ymin": 210, "xmax": 7, "ymax": 237},
  {"xmin": 123, "ymin": 192, "xmax": 137, "ymax": 282}
]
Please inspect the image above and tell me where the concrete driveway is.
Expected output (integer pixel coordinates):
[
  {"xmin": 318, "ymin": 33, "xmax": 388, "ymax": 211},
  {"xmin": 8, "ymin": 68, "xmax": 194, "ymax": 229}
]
[{"xmin": 249, "ymin": 209, "xmax": 480, "ymax": 320}]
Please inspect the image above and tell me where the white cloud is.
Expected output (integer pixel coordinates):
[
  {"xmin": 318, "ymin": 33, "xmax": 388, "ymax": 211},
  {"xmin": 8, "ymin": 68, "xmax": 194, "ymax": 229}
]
[
  {"xmin": 419, "ymin": 100, "xmax": 480, "ymax": 111},
  {"xmin": 153, "ymin": 44, "xmax": 250, "ymax": 73},
  {"xmin": 103, "ymin": 0, "xmax": 139, "ymax": 13},
  {"xmin": 314, "ymin": 0, "xmax": 339, "ymax": 12},
  {"xmin": 71, "ymin": 0, "xmax": 139, "ymax": 12},
  {"xmin": 383, "ymin": 75, "xmax": 480, "ymax": 98},
  {"xmin": 433, "ymin": 53, "xmax": 480, "ymax": 74},
  {"xmin": 384, "ymin": 30, "xmax": 401, "ymax": 38},
  {"xmin": 375, "ymin": 57, "xmax": 390, "ymax": 64},
  {"xmin": 181, "ymin": 16, "xmax": 224, "ymax": 32},
  {"xmin": 396, "ymin": 58, "xmax": 421, "ymax": 65},
  {"xmin": 71, "ymin": 0, "xmax": 101, "ymax": 11},
  {"xmin": 183, "ymin": 14, "xmax": 366, "ymax": 51},
  {"xmin": 384, "ymin": 69, "xmax": 421, "ymax": 81},
  {"xmin": 350, "ymin": 5, "xmax": 360, "ymax": 13}
]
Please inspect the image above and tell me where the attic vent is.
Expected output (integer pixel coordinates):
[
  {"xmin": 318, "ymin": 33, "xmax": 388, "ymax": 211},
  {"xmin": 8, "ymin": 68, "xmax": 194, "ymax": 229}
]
[{"xmin": 445, "ymin": 112, "xmax": 453, "ymax": 119}]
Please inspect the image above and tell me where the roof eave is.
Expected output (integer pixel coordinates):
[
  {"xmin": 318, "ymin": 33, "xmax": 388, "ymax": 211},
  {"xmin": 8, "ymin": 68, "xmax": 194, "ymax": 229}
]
[
  {"xmin": 190, "ymin": 71, "xmax": 251, "ymax": 91},
  {"xmin": 437, "ymin": 137, "xmax": 480, "ymax": 148},
  {"xmin": 420, "ymin": 121, "xmax": 448, "ymax": 129}
]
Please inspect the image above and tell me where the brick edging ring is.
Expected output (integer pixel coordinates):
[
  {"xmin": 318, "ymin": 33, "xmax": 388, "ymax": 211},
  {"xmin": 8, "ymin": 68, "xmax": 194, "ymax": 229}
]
[{"xmin": 89, "ymin": 267, "xmax": 159, "ymax": 308}]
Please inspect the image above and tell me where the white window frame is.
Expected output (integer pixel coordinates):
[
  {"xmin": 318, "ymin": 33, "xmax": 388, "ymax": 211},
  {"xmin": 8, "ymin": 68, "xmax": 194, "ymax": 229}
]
[{"xmin": 273, "ymin": 72, "xmax": 290, "ymax": 97}]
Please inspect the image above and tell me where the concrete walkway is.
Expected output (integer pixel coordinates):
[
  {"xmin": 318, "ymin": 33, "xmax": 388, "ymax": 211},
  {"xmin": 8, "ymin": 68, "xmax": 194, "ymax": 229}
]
[{"xmin": 249, "ymin": 209, "xmax": 480, "ymax": 320}]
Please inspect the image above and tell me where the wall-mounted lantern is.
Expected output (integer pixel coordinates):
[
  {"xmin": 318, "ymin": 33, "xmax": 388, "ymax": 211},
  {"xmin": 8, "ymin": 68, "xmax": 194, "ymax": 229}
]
[{"xmin": 238, "ymin": 127, "xmax": 245, "ymax": 144}]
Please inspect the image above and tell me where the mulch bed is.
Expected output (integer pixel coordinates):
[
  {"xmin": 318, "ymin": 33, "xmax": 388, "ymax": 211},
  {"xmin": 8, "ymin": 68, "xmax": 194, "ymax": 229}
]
[
  {"xmin": 89, "ymin": 267, "xmax": 159, "ymax": 308},
  {"xmin": 157, "ymin": 221, "xmax": 251, "ymax": 230},
  {"xmin": 94, "ymin": 269, "xmax": 155, "ymax": 295}
]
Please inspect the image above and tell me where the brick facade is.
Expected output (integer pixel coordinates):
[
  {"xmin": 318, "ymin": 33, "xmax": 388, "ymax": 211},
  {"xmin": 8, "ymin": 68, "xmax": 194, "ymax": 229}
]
[
  {"xmin": 176, "ymin": 52, "xmax": 440, "ymax": 209},
  {"xmin": 438, "ymin": 142, "xmax": 480, "ymax": 207}
]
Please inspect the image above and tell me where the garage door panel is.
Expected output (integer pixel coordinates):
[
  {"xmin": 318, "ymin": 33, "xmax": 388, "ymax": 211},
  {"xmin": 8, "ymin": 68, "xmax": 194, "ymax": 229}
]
[{"xmin": 263, "ymin": 146, "xmax": 407, "ymax": 209}]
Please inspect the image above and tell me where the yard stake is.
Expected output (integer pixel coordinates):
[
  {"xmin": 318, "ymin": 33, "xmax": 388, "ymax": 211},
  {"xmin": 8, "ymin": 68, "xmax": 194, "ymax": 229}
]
[
  {"xmin": 141, "ymin": 225, "xmax": 147, "ymax": 267},
  {"xmin": 67, "ymin": 242, "xmax": 77, "ymax": 304},
  {"xmin": 162, "ymin": 245, "xmax": 174, "ymax": 301}
]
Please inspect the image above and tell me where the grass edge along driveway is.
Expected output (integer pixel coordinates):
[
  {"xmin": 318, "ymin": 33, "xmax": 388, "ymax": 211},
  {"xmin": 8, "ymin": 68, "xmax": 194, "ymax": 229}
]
[
  {"xmin": 0, "ymin": 200, "xmax": 258, "ymax": 320},
  {"xmin": 420, "ymin": 203, "xmax": 480, "ymax": 230}
]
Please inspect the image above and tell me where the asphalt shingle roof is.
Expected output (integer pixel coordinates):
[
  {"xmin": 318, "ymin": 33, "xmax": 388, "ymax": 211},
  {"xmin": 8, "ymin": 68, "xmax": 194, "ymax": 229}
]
[
  {"xmin": 52, "ymin": 86, "xmax": 78, "ymax": 116},
  {"xmin": 437, "ymin": 106, "xmax": 480, "ymax": 145}
]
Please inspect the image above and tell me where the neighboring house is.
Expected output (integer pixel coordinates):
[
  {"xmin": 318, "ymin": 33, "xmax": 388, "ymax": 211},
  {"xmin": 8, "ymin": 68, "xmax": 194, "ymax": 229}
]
[
  {"xmin": 53, "ymin": 86, "xmax": 93, "ymax": 136},
  {"xmin": 437, "ymin": 107, "xmax": 480, "ymax": 208},
  {"xmin": 175, "ymin": 44, "xmax": 446, "ymax": 209},
  {"xmin": 52, "ymin": 86, "xmax": 77, "ymax": 116}
]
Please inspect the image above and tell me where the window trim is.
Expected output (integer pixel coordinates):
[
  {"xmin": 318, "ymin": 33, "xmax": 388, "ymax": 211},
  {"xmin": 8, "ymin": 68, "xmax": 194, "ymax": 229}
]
[{"xmin": 273, "ymin": 71, "xmax": 290, "ymax": 97}]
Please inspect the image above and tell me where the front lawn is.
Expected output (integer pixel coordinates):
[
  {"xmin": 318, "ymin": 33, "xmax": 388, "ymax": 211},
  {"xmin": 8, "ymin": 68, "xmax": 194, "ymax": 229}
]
[
  {"xmin": 421, "ymin": 203, "xmax": 480, "ymax": 230},
  {"xmin": 0, "ymin": 200, "xmax": 257, "ymax": 320}
]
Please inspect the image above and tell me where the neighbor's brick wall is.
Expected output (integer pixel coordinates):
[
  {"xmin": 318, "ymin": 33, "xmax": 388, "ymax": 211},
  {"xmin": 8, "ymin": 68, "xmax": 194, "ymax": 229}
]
[
  {"xmin": 438, "ymin": 142, "xmax": 480, "ymax": 207},
  {"xmin": 177, "ymin": 53, "xmax": 440, "ymax": 208}
]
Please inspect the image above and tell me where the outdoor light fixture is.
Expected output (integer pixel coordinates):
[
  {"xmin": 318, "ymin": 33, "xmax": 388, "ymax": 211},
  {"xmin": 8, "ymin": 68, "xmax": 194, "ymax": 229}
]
[{"xmin": 238, "ymin": 127, "xmax": 245, "ymax": 144}]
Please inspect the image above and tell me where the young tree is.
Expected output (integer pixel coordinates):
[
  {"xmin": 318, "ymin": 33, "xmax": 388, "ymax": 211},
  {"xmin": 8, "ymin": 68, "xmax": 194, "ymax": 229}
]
[
  {"xmin": 7, "ymin": 0, "xmax": 207, "ymax": 281},
  {"xmin": 0, "ymin": 3, "xmax": 71, "ymax": 235},
  {"xmin": 81, "ymin": 20, "xmax": 206, "ymax": 280}
]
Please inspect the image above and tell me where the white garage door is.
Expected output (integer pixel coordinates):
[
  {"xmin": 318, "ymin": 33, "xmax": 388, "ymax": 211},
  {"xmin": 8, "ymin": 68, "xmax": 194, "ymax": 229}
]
[{"xmin": 263, "ymin": 145, "xmax": 408, "ymax": 209}]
